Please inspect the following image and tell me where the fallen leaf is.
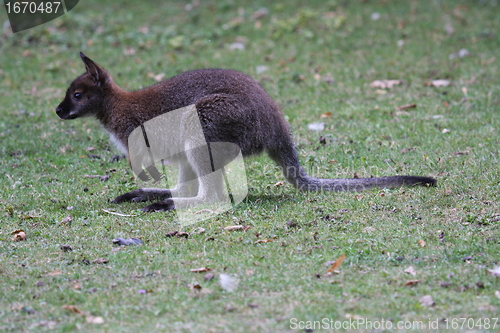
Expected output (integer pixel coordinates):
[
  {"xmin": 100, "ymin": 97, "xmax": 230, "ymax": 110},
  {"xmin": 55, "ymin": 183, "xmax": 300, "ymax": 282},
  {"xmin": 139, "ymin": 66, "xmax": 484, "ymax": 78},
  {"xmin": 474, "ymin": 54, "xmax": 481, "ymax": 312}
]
[
  {"xmin": 62, "ymin": 305, "xmax": 84, "ymax": 314},
  {"xmin": 47, "ymin": 270, "xmax": 61, "ymax": 276},
  {"xmin": 251, "ymin": 7, "xmax": 268, "ymax": 19},
  {"xmin": 11, "ymin": 230, "xmax": 26, "ymax": 241},
  {"xmin": 417, "ymin": 239, "xmax": 426, "ymax": 248},
  {"xmin": 193, "ymin": 227, "xmax": 206, "ymax": 234},
  {"xmin": 165, "ymin": 231, "xmax": 189, "ymax": 238},
  {"xmin": 92, "ymin": 258, "xmax": 109, "ymax": 264},
  {"xmin": 488, "ymin": 266, "xmax": 500, "ymax": 277},
  {"xmin": 224, "ymin": 225, "xmax": 244, "ymax": 231},
  {"xmin": 405, "ymin": 279, "xmax": 422, "ymax": 286},
  {"xmin": 369, "ymin": 80, "xmax": 402, "ymax": 89},
  {"xmin": 327, "ymin": 254, "xmax": 346, "ymax": 273},
  {"xmin": 256, "ymin": 65, "xmax": 268, "ymax": 74},
  {"xmin": 419, "ymin": 295, "xmax": 435, "ymax": 307},
  {"xmin": 147, "ymin": 72, "xmax": 166, "ymax": 82},
  {"xmin": 307, "ymin": 122, "xmax": 325, "ymax": 131},
  {"xmin": 426, "ymin": 79, "xmax": 451, "ymax": 87},
  {"xmin": 404, "ymin": 266, "xmax": 417, "ymax": 276},
  {"xmin": 229, "ymin": 42, "xmax": 245, "ymax": 50},
  {"xmin": 273, "ymin": 181, "xmax": 284, "ymax": 187},
  {"xmin": 396, "ymin": 104, "xmax": 416, "ymax": 111},
  {"xmin": 442, "ymin": 128, "xmax": 451, "ymax": 134},
  {"xmin": 86, "ymin": 316, "xmax": 105, "ymax": 324},
  {"xmin": 220, "ymin": 274, "xmax": 239, "ymax": 292},
  {"xmin": 449, "ymin": 48, "xmax": 470, "ymax": 59},
  {"xmin": 255, "ymin": 239, "xmax": 273, "ymax": 244},
  {"xmin": 60, "ymin": 216, "xmax": 72, "ymax": 225},
  {"xmin": 123, "ymin": 47, "xmax": 136, "ymax": 56},
  {"xmin": 320, "ymin": 111, "xmax": 332, "ymax": 118},
  {"xmin": 112, "ymin": 238, "xmax": 143, "ymax": 246},
  {"xmin": 190, "ymin": 267, "xmax": 211, "ymax": 273}
]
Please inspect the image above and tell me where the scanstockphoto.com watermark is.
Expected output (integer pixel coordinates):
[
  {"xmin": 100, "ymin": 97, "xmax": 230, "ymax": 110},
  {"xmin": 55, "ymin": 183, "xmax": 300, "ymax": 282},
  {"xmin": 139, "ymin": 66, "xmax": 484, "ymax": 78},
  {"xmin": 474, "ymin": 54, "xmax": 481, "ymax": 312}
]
[{"xmin": 289, "ymin": 317, "xmax": 499, "ymax": 331}]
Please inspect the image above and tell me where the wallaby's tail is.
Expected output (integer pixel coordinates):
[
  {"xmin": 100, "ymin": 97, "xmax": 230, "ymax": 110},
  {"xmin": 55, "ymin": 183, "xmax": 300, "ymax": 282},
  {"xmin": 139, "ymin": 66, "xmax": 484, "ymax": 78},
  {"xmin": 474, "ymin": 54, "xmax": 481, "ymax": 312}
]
[
  {"xmin": 266, "ymin": 136, "xmax": 437, "ymax": 192},
  {"xmin": 292, "ymin": 174, "xmax": 436, "ymax": 192}
]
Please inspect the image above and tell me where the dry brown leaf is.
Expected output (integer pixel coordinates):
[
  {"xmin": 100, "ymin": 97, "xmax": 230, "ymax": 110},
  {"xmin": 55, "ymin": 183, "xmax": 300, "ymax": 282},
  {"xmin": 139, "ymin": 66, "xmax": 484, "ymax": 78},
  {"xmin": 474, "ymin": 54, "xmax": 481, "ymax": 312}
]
[
  {"xmin": 417, "ymin": 239, "xmax": 426, "ymax": 248},
  {"xmin": 370, "ymin": 80, "xmax": 402, "ymax": 89},
  {"xmin": 327, "ymin": 254, "xmax": 346, "ymax": 273},
  {"xmin": 12, "ymin": 230, "xmax": 26, "ymax": 241},
  {"xmin": 404, "ymin": 266, "xmax": 417, "ymax": 276},
  {"xmin": 404, "ymin": 279, "xmax": 422, "ymax": 286},
  {"xmin": 396, "ymin": 104, "xmax": 416, "ymax": 111},
  {"xmin": 255, "ymin": 239, "xmax": 273, "ymax": 244},
  {"xmin": 224, "ymin": 225, "xmax": 244, "ymax": 231},
  {"xmin": 47, "ymin": 270, "xmax": 61, "ymax": 276},
  {"xmin": 62, "ymin": 305, "xmax": 84, "ymax": 314},
  {"xmin": 190, "ymin": 267, "xmax": 211, "ymax": 273},
  {"xmin": 320, "ymin": 112, "xmax": 332, "ymax": 118}
]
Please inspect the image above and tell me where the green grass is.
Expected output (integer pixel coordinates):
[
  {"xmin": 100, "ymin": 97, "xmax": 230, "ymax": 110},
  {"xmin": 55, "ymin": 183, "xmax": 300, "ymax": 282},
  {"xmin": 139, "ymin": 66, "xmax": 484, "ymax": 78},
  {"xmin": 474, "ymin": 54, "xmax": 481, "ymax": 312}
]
[{"xmin": 1, "ymin": 0, "xmax": 499, "ymax": 332}]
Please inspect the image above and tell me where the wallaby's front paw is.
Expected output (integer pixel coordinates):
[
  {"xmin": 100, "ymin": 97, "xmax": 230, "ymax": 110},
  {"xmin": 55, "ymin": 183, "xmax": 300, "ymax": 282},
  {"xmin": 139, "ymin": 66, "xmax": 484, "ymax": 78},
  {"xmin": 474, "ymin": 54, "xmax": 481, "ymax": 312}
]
[{"xmin": 142, "ymin": 199, "xmax": 176, "ymax": 212}]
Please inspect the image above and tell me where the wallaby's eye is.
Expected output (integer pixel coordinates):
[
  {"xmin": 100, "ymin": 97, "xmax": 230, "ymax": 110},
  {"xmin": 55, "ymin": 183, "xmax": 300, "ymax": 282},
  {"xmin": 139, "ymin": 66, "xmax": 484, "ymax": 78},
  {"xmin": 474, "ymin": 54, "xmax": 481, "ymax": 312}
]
[{"xmin": 73, "ymin": 92, "xmax": 82, "ymax": 100}]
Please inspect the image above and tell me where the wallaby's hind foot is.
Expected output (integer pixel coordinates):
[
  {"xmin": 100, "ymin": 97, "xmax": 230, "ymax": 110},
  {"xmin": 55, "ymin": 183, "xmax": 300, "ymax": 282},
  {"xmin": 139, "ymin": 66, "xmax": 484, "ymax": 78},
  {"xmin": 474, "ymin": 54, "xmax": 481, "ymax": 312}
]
[
  {"xmin": 142, "ymin": 199, "xmax": 176, "ymax": 212},
  {"xmin": 112, "ymin": 188, "xmax": 172, "ymax": 204}
]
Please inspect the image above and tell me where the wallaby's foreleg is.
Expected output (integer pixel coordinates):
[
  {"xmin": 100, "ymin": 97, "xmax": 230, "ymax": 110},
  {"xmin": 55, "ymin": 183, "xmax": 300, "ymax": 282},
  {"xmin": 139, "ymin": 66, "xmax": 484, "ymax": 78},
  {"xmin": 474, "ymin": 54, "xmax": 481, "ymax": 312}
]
[{"xmin": 113, "ymin": 157, "xmax": 198, "ymax": 205}]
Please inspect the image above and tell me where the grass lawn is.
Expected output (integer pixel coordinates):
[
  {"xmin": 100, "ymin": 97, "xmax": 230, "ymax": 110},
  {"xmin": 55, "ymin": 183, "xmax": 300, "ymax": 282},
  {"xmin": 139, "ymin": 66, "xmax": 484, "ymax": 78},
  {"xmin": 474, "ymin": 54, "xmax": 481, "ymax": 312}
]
[{"xmin": 1, "ymin": 0, "xmax": 499, "ymax": 332}]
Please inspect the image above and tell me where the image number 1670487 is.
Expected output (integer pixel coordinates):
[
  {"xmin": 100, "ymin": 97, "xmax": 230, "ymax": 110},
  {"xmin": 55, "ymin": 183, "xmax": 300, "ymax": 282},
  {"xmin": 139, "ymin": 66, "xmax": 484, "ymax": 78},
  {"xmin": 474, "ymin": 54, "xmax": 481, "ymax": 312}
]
[
  {"xmin": 3, "ymin": 0, "xmax": 79, "ymax": 33},
  {"xmin": 5, "ymin": 1, "xmax": 62, "ymax": 14}
]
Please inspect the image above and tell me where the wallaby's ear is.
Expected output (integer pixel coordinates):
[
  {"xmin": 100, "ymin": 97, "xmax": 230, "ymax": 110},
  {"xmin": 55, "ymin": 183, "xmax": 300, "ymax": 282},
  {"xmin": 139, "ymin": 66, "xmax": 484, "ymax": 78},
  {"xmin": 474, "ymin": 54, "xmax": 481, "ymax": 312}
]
[{"xmin": 79, "ymin": 51, "xmax": 109, "ymax": 87}]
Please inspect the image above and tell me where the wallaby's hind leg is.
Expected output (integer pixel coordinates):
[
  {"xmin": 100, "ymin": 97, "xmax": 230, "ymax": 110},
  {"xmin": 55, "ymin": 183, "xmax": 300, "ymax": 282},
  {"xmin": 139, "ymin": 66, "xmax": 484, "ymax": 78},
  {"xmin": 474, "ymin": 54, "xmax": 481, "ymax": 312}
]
[
  {"xmin": 112, "ymin": 188, "xmax": 173, "ymax": 204},
  {"xmin": 142, "ymin": 141, "xmax": 228, "ymax": 212}
]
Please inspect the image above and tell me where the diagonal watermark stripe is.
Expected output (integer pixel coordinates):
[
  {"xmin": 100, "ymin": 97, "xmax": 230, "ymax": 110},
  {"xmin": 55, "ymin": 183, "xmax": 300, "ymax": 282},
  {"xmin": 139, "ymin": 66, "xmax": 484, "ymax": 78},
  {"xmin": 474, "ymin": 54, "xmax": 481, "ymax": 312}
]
[{"xmin": 128, "ymin": 104, "xmax": 248, "ymax": 226}]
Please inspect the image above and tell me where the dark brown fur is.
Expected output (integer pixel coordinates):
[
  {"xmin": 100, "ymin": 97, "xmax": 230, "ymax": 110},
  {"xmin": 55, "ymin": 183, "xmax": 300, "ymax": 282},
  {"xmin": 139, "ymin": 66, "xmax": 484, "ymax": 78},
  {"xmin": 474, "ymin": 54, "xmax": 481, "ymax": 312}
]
[{"xmin": 56, "ymin": 53, "xmax": 436, "ymax": 211}]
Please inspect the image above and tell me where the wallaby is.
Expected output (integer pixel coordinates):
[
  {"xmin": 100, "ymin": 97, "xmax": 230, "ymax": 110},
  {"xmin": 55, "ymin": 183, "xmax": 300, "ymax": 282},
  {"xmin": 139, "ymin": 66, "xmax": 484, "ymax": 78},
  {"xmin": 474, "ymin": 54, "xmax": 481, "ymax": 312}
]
[{"xmin": 56, "ymin": 52, "xmax": 436, "ymax": 212}]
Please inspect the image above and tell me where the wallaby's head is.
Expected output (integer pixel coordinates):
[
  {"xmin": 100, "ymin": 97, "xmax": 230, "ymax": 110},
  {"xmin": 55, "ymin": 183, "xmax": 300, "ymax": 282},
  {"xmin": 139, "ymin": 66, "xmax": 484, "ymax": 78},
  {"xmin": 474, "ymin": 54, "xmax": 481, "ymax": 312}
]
[{"xmin": 56, "ymin": 52, "xmax": 113, "ymax": 120}]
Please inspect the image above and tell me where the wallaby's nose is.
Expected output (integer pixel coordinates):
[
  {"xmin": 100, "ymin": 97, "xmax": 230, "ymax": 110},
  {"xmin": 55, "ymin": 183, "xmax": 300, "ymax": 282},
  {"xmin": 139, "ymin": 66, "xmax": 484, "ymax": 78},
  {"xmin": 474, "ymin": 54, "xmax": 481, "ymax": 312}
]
[{"xmin": 56, "ymin": 106, "xmax": 65, "ymax": 118}]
